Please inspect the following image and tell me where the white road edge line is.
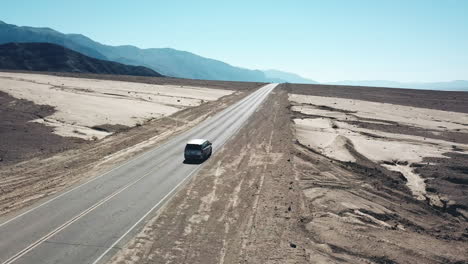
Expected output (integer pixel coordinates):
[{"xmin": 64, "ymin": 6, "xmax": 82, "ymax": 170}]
[
  {"xmin": 91, "ymin": 83, "xmax": 277, "ymax": 264},
  {"xmin": 0, "ymin": 138, "xmax": 173, "ymax": 229},
  {"xmin": 0, "ymin": 83, "xmax": 275, "ymax": 264},
  {"xmin": 0, "ymin": 85, "xmax": 268, "ymax": 229},
  {"xmin": 91, "ymin": 166, "xmax": 199, "ymax": 264},
  {"xmin": 1, "ymin": 170, "xmax": 154, "ymax": 264}
]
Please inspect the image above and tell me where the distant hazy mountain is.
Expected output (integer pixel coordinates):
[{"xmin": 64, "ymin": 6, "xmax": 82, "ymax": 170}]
[
  {"xmin": 0, "ymin": 42, "xmax": 162, "ymax": 77},
  {"xmin": 327, "ymin": 80, "xmax": 468, "ymax": 91},
  {"xmin": 263, "ymin": 69, "xmax": 317, "ymax": 84},
  {"xmin": 0, "ymin": 20, "xmax": 274, "ymax": 82},
  {"xmin": 0, "ymin": 20, "xmax": 107, "ymax": 60}
]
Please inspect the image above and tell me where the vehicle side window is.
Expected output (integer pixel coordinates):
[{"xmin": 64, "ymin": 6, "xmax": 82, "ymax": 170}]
[{"xmin": 201, "ymin": 142, "xmax": 207, "ymax": 149}]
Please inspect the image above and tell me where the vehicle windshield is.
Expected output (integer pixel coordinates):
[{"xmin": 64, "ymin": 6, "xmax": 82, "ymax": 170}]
[{"xmin": 185, "ymin": 144, "xmax": 202, "ymax": 151}]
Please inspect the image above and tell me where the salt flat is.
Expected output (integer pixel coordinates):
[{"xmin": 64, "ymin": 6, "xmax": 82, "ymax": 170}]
[{"xmin": 0, "ymin": 72, "xmax": 233, "ymax": 140}]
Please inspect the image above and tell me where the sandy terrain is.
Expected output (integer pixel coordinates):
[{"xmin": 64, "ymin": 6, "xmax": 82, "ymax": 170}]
[
  {"xmin": 290, "ymin": 94, "xmax": 468, "ymax": 203},
  {"xmin": 0, "ymin": 69, "xmax": 266, "ymax": 91},
  {"xmin": 1, "ymin": 72, "xmax": 466, "ymax": 263},
  {"xmin": 0, "ymin": 72, "xmax": 261, "ymax": 217},
  {"xmin": 287, "ymin": 83, "xmax": 468, "ymax": 114},
  {"xmin": 289, "ymin": 91, "xmax": 468, "ymax": 215},
  {"xmin": 0, "ymin": 72, "xmax": 233, "ymax": 140},
  {"xmin": 109, "ymin": 84, "xmax": 467, "ymax": 264}
]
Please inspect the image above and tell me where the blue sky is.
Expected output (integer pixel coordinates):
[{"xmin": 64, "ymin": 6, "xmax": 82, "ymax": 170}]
[{"xmin": 1, "ymin": 0, "xmax": 467, "ymax": 82}]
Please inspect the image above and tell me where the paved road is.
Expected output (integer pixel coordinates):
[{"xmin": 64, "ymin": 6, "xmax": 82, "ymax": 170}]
[{"xmin": 0, "ymin": 83, "xmax": 277, "ymax": 264}]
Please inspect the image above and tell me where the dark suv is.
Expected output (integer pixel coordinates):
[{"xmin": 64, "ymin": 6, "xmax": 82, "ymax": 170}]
[{"xmin": 184, "ymin": 139, "xmax": 212, "ymax": 162}]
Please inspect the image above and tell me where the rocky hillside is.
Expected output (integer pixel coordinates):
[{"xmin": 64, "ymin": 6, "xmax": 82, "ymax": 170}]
[{"xmin": 0, "ymin": 42, "xmax": 163, "ymax": 77}]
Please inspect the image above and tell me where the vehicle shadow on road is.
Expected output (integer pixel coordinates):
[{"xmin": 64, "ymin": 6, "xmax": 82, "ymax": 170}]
[{"xmin": 183, "ymin": 159, "xmax": 205, "ymax": 165}]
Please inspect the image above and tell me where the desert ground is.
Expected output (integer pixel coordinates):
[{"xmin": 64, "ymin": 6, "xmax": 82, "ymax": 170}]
[
  {"xmin": 1, "ymin": 73, "xmax": 467, "ymax": 263},
  {"xmin": 0, "ymin": 71, "xmax": 261, "ymax": 216},
  {"xmin": 109, "ymin": 84, "xmax": 468, "ymax": 264},
  {"xmin": 0, "ymin": 72, "xmax": 234, "ymax": 140}
]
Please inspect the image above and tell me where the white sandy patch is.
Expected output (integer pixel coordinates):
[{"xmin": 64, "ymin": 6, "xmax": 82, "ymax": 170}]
[
  {"xmin": 292, "ymin": 105, "xmax": 359, "ymax": 121},
  {"xmin": 354, "ymin": 209, "xmax": 393, "ymax": 228},
  {"xmin": 290, "ymin": 94, "xmax": 468, "ymax": 200},
  {"xmin": 294, "ymin": 118, "xmax": 356, "ymax": 162},
  {"xmin": 294, "ymin": 117, "xmax": 462, "ymax": 201},
  {"xmin": 292, "ymin": 111, "xmax": 468, "ymax": 164},
  {"xmin": 34, "ymin": 118, "xmax": 111, "ymax": 140},
  {"xmin": 0, "ymin": 72, "xmax": 232, "ymax": 139},
  {"xmin": 382, "ymin": 164, "xmax": 427, "ymax": 200},
  {"xmin": 0, "ymin": 72, "xmax": 232, "ymax": 101},
  {"xmin": 290, "ymin": 94, "xmax": 468, "ymax": 164},
  {"xmin": 290, "ymin": 94, "xmax": 468, "ymax": 132},
  {"xmin": 337, "ymin": 121, "xmax": 468, "ymax": 161}
]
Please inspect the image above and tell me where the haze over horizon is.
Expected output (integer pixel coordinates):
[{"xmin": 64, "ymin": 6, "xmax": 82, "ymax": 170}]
[{"xmin": 1, "ymin": 0, "xmax": 467, "ymax": 83}]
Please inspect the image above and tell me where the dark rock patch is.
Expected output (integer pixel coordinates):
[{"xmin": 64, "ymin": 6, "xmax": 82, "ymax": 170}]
[{"xmin": 0, "ymin": 91, "xmax": 85, "ymax": 164}]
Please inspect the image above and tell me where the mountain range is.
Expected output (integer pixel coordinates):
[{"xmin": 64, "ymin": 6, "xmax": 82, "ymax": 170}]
[
  {"xmin": 263, "ymin": 69, "xmax": 317, "ymax": 84},
  {"xmin": 0, "ymin": 20, "xmax": 466, "ymax": 90},
  {"xmin": 0, "ymin": 42, "xmax": 162, "ymax": 76},
  {"xmin": 0, "ymin": 20, "xmax": 299, "ymax": 83}
]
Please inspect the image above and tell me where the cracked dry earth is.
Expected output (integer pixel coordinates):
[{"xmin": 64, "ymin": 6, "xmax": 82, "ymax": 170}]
[{"xmin": 111, "ymin": 85, "xmax": 467, "ymax": 264}]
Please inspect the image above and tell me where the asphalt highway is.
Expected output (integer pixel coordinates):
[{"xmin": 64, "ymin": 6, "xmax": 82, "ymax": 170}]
[{"xmin": 0, "ymin": 83, "xmax": 277, "ymax": 264}]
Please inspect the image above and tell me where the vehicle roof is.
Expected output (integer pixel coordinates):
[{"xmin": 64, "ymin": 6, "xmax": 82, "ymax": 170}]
[{"xmin": 186, "ymin": 139, "xmax": 207, "ymax": 145}]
